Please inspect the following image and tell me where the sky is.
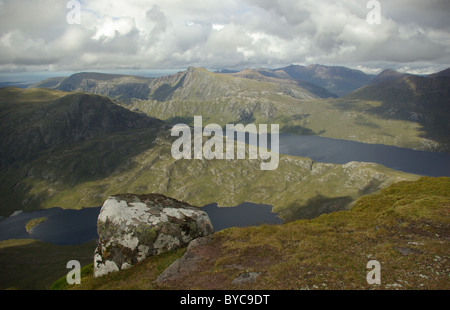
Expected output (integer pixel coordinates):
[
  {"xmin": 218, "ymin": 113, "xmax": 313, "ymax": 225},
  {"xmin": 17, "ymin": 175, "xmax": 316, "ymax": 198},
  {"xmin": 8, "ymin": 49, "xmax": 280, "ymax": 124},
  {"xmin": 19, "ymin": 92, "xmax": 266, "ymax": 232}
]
[{"xmin": 0, "ymin": 0, "xmax": 449, "ymax": 77}]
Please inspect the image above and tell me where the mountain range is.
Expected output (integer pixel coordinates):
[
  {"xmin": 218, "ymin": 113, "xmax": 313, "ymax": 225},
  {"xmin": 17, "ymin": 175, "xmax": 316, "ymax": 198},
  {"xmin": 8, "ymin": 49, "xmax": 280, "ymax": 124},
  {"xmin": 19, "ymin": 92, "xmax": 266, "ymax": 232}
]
[{"xmin": 30, "ymin": 65, "xmax": 450, "ymax": 152}]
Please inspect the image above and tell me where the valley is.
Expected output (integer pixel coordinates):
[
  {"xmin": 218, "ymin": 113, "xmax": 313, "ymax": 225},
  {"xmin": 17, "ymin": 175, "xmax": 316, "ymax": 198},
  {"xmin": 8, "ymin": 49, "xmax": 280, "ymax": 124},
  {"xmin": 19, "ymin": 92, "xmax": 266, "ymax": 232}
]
[
  {"xmin": 0, "ymin": 64, "xmax": 448, "ymax": 291},
  {"xmin": 0, "ymin": 86, "xmax": 423, "ymax": 221}
]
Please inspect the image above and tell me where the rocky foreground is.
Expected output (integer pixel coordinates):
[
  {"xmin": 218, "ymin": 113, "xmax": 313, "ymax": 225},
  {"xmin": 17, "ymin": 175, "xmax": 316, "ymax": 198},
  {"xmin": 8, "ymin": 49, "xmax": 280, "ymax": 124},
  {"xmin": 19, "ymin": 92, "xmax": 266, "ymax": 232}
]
[
  {"xmin": 52, "ymin": 177, "xmax": 449, "ymax": 290},
  {"xmin": 94, "ymin": 194, "xmax": 213, "ymax": 277}
]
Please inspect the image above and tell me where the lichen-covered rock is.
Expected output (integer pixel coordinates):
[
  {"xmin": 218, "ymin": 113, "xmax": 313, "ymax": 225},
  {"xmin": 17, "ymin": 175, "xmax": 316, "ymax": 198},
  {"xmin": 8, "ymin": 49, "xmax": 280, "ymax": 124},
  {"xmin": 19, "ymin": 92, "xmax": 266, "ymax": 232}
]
[{"xmin": 93, "ymin": 193, "xmax": 214, "ymax": 278}]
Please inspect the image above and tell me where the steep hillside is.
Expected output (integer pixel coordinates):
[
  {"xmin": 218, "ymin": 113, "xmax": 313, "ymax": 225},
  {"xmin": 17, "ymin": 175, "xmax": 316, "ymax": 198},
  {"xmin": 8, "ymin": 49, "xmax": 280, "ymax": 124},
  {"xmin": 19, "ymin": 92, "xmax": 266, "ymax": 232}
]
[
  {"xmin": 147, "ymin": 67, "xmax": 323, "ymax": 102},
  {"xmin": 55, "ymin": 177, "xmax": 449, "ymax": 290},
  {"xmin": 346, "ymin": 68, "xmax": 450, "ymax": 151},
  {"xmin": 0, "ymin": 87, "xmax": 165, "ymax": 169}
]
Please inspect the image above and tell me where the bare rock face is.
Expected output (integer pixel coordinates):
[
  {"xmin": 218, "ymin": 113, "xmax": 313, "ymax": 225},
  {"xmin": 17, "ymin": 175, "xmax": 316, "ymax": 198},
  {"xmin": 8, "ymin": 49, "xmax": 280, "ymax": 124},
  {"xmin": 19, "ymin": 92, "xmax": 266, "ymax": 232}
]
[{"xmin": 93, "ymin": 194, "xmax": 214, "ymax": 278}]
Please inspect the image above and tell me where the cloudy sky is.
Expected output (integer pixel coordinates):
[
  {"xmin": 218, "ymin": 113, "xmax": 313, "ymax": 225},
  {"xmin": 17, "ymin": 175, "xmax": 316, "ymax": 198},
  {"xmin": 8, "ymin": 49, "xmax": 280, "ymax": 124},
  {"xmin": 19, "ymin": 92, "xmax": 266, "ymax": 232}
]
[{"xmin": 0, "ymin": 0, "xmax": 449, "ymax": 75}]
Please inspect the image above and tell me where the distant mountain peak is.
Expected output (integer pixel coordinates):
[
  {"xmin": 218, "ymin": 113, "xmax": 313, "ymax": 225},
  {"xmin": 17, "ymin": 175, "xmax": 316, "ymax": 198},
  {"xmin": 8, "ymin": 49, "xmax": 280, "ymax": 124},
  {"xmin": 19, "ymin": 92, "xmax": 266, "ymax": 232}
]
[
  {"xmin": 371, "ymin": 69, "xmax": 411, "ymax": 84},
  {"xmin": 186, "ymin": 66, "xmax": 210, "ymax": 74}
]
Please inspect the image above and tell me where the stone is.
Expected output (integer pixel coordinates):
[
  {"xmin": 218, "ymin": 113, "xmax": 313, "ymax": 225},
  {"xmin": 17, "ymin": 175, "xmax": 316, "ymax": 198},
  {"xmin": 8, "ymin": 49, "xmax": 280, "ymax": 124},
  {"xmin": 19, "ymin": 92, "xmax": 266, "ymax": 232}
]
[
  {"xmin": 93, "ymin": 194, "xmax": 214, "ymax": 278},
  {"xmin": 394, "ymin": 246, "xmax": 422, "ymax": 256},
  {"xmin": 231, "ymin": 272, "xmax": 261, "ymax": 285},
  {"xmin": 154, "ymin": 236, "xmax": 212, "ymax": 284}
]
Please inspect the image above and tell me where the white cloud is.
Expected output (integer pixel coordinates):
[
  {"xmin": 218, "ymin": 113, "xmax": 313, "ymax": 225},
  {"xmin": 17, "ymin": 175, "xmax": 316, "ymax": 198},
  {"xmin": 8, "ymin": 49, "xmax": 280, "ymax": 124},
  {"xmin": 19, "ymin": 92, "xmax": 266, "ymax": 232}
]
[
  {"xmin": 92, "ymin": 16, "xmax": 136, "ymax": 42},
  {"xmin": 212, "ymin": 24, "xmax": 225, "ymax": 31},
  {"xmin": 0, "ymin": 0, "xmax": 448, "ymax": 73}
]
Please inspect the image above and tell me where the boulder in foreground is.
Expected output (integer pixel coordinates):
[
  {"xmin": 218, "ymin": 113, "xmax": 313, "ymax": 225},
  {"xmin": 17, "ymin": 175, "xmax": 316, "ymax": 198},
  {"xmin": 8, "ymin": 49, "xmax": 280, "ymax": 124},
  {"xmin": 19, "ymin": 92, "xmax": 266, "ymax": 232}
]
[{"xmin": 94, "ymin": 194, "xmax": 214, "ymax": 278}]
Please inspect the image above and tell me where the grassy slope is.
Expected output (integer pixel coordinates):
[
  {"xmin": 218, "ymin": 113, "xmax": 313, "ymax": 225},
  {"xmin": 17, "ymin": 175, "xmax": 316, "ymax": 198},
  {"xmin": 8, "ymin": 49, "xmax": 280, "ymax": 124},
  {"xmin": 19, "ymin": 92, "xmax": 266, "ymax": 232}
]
[{"xmin": 55, "ymin": 176, "xmax": 449, "ymax": 290}]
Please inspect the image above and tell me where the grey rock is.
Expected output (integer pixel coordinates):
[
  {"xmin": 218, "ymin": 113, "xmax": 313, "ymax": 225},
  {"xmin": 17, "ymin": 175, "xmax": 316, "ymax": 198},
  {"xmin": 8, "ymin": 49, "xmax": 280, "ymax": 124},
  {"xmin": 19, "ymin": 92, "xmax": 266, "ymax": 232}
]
[
  {"xmin": 394, "ymin": 246, "xmax": 422, "ymax": 256},
  {"xmin": 94, "ymin": 194, "xmax": 214, "ymax": 278},
  {"xmin": 154, "ymin": 236, "xmax": 212, "ymax": 284},
  {"xmin": 232, "ymin": 272, "xmax": 261, "ymax": 285}
]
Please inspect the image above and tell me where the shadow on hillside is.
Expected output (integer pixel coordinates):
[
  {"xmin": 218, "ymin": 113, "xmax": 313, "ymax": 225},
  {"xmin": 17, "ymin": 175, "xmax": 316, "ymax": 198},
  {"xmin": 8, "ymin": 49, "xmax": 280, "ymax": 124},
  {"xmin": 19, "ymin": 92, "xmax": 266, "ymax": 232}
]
[
  {"xmin": 333, "ymin": 77, "xmax": 450, "ymax": 152},
  {"xmin": 279, "ymin": 195, "xmax": 354, "ymax": 222},
  {"xmin": 151, "ymin": 74, "xmax": 186, "ymax": 102},
  {"xmin": 0, "ymin": 239, "xmax": 96, "ymax": 290},
  {"xmin": 281, "ymin": 125, "xmax": 326, "ymax": 136},
  {"xmin": 0, "ymin": 127, "xmax": 169, "ymax": 217}
]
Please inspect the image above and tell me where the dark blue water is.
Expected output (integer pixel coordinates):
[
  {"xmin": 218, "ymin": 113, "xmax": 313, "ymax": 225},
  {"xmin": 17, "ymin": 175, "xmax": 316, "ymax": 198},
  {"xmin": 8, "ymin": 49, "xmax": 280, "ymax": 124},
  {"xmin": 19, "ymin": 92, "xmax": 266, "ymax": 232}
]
[
  {"xmin": 1, "ymin": 134, "xmax": 449, "ymax": 245},
  {"xmin": 233, "ymin": 132, "xmax": 450, "ymax": 177},
  {"xmin": 202, "ymin": 202, "xmax": 283, "ymax": 231},
  {"xmin": 278, "ymin": 134, "xmax": 450, "ymax": 177},
  {"xmin": 0, "ymin": 203, "xmax": 281, "ymax": 245},
  {"xmin": 0, "ymin": 207, "xmax": 100, "ymax": 245}
]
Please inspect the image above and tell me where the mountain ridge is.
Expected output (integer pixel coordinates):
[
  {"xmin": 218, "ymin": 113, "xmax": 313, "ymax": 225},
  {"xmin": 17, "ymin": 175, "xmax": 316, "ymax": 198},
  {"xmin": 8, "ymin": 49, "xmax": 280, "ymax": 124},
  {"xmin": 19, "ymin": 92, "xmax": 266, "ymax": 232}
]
[{"xmin": 31, "ymin": 67, "xmax": 327, "ymax": 102}]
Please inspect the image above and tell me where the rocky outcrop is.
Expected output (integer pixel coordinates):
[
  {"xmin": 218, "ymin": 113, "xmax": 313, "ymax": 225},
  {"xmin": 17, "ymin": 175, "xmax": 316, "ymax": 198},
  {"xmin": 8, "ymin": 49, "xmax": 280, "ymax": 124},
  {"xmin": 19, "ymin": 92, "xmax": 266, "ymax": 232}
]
[
  {"xmin": 154, "ymin": 236, "xmax": 212, "ymax": 285},
  {"xmin": 93, "ymin": 194, "xmax": 214, "ymax": 278}
]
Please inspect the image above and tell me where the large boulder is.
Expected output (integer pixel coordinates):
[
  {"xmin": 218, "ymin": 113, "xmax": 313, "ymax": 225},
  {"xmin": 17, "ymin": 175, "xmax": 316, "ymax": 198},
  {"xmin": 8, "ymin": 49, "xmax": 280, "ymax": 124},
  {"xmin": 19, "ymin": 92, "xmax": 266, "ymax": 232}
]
[{"xmin": 93, "ymin": 193, "xmax": 214, "ymax": 278}]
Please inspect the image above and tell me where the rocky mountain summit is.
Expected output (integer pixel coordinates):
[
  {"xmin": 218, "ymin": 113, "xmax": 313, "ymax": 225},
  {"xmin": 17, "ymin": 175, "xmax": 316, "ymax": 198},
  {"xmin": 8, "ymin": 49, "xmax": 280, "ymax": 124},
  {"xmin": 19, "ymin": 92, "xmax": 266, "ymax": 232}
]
[{"xmin": 94, "ymin": 194, "xmax": 213, "ymax": 278}]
